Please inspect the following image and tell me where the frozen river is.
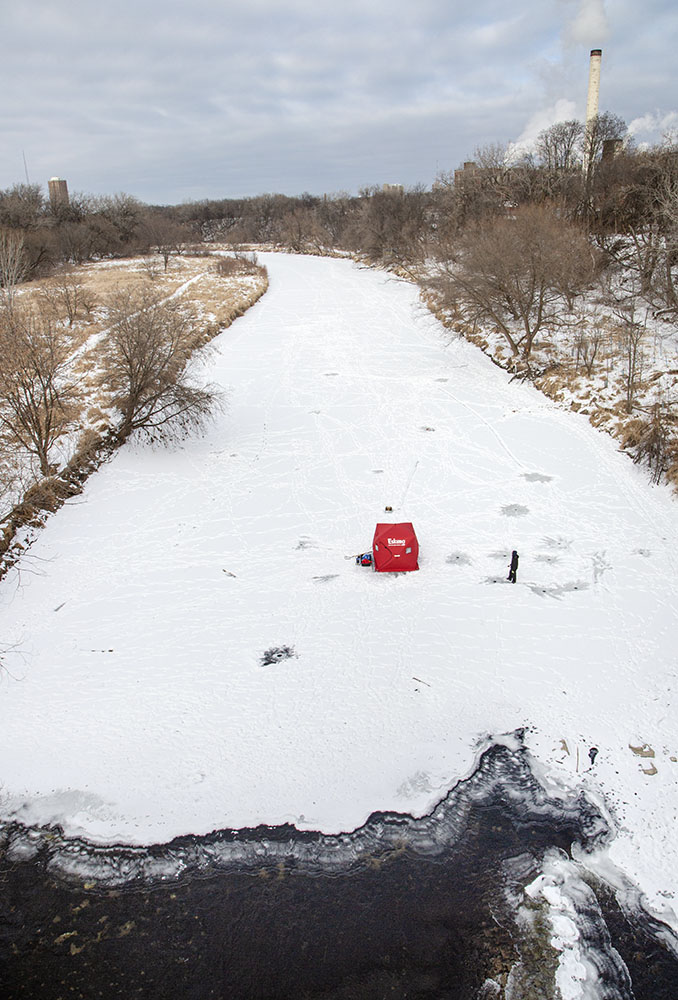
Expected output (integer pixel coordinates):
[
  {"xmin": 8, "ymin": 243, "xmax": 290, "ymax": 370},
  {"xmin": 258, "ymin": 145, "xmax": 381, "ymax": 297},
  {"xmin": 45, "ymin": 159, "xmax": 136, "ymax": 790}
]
[{"xmin": 1, "ymin": 254, "xmax": 678, "ymax": 977}]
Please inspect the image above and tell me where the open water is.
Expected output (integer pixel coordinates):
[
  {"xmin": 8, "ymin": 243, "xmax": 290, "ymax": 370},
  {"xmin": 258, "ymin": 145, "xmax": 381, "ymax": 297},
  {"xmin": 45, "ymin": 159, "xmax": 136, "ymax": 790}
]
[{"xmin": 1, "ymin": 742, "xmax": 676, "ymax": 999}]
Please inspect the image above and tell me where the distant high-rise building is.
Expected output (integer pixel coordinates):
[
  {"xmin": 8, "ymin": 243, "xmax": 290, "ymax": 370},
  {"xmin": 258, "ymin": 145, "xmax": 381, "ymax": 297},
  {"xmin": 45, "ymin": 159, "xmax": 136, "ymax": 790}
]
[{"xmin": 48, "ymin": 177, "xmax": 69, "ymax": 208}]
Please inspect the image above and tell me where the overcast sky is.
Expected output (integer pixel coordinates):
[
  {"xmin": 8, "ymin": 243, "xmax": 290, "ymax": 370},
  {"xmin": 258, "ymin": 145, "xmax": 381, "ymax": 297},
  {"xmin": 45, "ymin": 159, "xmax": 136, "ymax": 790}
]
[{"xmin": 2, "ymin": 0, "xmax": 676, "ymax": 205}]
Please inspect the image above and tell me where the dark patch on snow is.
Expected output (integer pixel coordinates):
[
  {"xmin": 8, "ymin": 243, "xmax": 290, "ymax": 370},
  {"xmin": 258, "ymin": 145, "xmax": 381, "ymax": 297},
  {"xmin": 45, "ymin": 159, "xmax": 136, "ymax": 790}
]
[
  {"xmin": 260, "ymin": 646, "xmax": 297, "ymax": 666},
  {"xmin": 420, "ymin": 426, "xmax": 435, "ymax": 432},
  {"xmin": 446, "ymin": 552, "xmax": 472, "ymax": 566},
  {"xmin": 534, "ymin": 554, "xmax": 560, "ymax": 565},
  {"xmin": 323, "ymin": 372, "xmax": 339, "ymax": 377},
  {"xmin": 527, "ymin": 580, "xmax": 589, "ymax": 599},
  {"xmin": 522, "ymin": 472, "xmax": 553, "ymax": 483},
  {"xmin": 633, "ymin": 548, "xmax": 652, "ymax": 558},
  {"xmin": 501, "ymin": 504, "xmax": 529, "ymax": 517},
  {"xmin": 489, "ymin": 550, "xmax": 511, "ymax": 561},
  {"xmin": 372, "ymin": 469, "xmax": 384, "ymax": 474},
  {"xmin": 312, "ymin": 575, "xmax": 338, "ymax": 584}
]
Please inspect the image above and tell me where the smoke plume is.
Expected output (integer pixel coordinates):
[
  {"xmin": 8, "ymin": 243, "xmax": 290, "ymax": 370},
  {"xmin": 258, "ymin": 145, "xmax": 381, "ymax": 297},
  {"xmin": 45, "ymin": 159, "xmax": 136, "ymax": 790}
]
[{"xmin": 564, "ymin": 0, "xmax": 609, "ymax": 45}]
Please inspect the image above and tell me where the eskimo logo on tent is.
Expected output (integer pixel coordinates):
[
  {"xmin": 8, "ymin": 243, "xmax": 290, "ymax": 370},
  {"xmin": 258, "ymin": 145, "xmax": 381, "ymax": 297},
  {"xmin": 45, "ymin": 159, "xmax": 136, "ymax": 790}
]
[{"xmin": 388, "ymin": 538, "xmax": 406, "ymax": 545}]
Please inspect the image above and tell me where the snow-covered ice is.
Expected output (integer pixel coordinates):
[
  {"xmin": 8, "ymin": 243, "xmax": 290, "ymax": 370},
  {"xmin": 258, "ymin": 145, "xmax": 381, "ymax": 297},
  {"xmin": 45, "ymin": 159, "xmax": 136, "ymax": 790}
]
[{"xmin": 1, "ymin": 254, "xmax": 677, "ymax": 932}]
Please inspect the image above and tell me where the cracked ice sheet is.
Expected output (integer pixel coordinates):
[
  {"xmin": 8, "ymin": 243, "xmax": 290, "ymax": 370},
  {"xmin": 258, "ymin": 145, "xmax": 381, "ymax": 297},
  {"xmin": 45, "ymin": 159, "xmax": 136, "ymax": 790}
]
[{"xmin": 1, "ymin": 253, "xmax": 678, "ymax": 930}]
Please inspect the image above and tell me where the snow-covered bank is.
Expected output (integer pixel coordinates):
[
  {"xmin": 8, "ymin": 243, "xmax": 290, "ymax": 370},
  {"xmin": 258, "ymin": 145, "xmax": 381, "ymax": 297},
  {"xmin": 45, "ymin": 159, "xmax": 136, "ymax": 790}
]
[{"xmin": 1, "ymin": 254, "xmax": 677, "ymax": 932}]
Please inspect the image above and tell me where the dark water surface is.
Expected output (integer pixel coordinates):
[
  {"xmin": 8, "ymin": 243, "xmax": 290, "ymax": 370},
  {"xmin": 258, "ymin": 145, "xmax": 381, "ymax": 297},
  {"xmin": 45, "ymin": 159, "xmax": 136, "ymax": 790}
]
[{"xmin": 1, "ymin": 743, "xmax": 677, "ymax": 999}]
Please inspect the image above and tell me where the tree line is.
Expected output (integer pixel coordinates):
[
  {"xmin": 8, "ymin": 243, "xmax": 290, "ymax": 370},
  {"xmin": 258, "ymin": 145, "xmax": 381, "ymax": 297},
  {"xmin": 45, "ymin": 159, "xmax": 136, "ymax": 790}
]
[
  {"xmin": 2, "ymin": 111, "xmax": 675, "ymax": 296},
  {"xmin": 0, "ymin": 186, "xmax": 194, "ymax": 283},
  {"xmin": 0, "ymin": 110, "xmax": 677, "ymax": 492}
]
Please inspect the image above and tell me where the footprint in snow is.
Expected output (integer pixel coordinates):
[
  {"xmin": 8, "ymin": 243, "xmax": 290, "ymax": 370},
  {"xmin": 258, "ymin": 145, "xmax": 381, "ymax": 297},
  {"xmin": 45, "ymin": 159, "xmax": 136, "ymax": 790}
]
[
  {"xmin": 296, "ymin": 537, "xmax": 317, "ymax": 550},
  {"xmin": 591, "ymin": 551, "xmax": 612, "ymax": 583},
  {"xmin": 542, "ymin": 535, "xmax": 572, "ymax": 550}
]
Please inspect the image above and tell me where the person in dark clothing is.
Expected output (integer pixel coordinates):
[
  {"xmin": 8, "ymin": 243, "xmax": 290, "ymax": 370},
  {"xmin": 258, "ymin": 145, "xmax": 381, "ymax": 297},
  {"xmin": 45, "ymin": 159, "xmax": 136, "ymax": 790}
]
[{"xmin": 508, "ymin": 550, "xmax": 519, "ymax": 583}]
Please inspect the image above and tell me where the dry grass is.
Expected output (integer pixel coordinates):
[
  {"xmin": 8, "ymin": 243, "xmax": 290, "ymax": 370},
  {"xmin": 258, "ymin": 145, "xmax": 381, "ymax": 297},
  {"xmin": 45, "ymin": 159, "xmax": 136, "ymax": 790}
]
[
  {"xmin": 12, "ymin": 249, "xmax": 267, "ymax": 403},
  {"xmin": 0, "ymin": 249, "xmax": 268, "ymax": 571}
]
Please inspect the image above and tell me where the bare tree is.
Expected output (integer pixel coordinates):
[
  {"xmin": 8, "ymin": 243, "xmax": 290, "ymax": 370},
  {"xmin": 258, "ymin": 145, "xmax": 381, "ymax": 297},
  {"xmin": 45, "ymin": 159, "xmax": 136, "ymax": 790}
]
[
  {"xmin": 0, "ymin": 183, "xmax": 45, "ymax": 230},
  {"xmin": 0, "ymin": 306, "xmax": 80, "ymax": 476},
  {"xmin": 40, "ymin": 268, "xmax": 96, "ymax": 326},
  {"xmin": 430, "ymin": 205, "xmax": 597, "ymax": 360},
  {"xmin": 0, "ymin": 229, "xmax": 27, "ymax": 312},
  {"xmin": 139, "ymin": 214, "xmax": 192, "ymax": 270},
  {"xmin": 102, "ymin": 289, "xmax": 222, "ymax": 442},
  {"xmin": 573, "ymin": 321, "xmax": 604, "ymax": 376},
  {"xmin": 654, "ymin": 150, "xmax": 678, "ymax": 311},
  {"xmin": 582, "ymin": 112, "xmax": 627, "ymax": 203},
  {"xmin": 536, "ymin": 120, "xmax": 584, "ymax": 171},
  {"xmin": 627, "ymin": 401, "xmax": 676, "ymax": 484},
  {"xmin": 612, "ymin": 301, "xmax": 647, "ymax": 413}
]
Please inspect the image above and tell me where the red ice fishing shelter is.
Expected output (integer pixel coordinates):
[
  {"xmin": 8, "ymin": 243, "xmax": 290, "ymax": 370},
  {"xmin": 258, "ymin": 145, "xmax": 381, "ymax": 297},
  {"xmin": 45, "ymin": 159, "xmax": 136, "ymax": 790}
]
[{"xmin": 372, "ymin": 523, "xmax": 419, "ymax": 573}]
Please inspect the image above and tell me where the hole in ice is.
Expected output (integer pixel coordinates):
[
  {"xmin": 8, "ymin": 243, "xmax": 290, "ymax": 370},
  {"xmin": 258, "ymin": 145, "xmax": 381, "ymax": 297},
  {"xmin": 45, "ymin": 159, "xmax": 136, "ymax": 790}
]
[
  {"xmin": 522, "ymin": 472, "xmax": 553, "ymax": 483},
  {"xmin": 534, "ymin": 554, "xmax": 560, "ymax": 564},
  {"xmin": 260, "ymin": 646, "xmax": 297, "ymax": 666},
  {"xmin": 501, "ymin": 504, "xmax": 529, "ymax": 517},
  {"xmin": 446, "ymin": 552, "xmax": 471, "ymax": 566}
]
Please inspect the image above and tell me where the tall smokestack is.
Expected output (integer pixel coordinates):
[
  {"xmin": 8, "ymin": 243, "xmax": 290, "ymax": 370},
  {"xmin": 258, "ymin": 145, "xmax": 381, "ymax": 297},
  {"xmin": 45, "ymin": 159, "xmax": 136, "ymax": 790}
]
[
  {"xmin": 583, "ymin": 49, "xmax": 602, "ymax": 177},
  {"xmin": 585, "ymin": 49, "xmax": 602, "ymax": 128}
]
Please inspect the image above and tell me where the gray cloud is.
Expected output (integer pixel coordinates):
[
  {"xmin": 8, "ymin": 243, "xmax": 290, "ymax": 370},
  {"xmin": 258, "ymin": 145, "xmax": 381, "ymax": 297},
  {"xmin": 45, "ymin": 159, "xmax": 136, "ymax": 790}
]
[{"xmin": 1, "ymin": 0, "xmax": 675, "ymax": 202}]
